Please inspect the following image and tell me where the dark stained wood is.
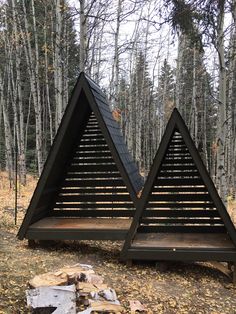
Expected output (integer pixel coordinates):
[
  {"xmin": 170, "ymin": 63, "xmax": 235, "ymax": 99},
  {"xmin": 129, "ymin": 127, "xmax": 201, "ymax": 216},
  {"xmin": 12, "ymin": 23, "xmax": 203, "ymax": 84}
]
[
  {"xmin": 137, "ymin": 225, "xmax": 226, "ymax": 233},
  {"xmin": 64, "ymin": 172, "xmax": 121, "ymax": 179},
  {"xmin": 140, "ymin": 218, "xmax": 223, "ymax": 225},
  {"xmin": 150, "ymin": 193, "xmax": 212, "ymax": 201},
  {"xmin": 131, "ymin": 233, "xmax": 235, "ymax": 249},
  {"xmin": 59, "ymin": 187, "xmax": 128, "ymax": 193},
  {"xmin": 152, "ymin": 187, "xmax": 208, "ymax": 192},
  {"xmin": 67, "ymin": 164, "xmax": 118, "ymax": 172},
  {"xmin": 54, "ymin": 203, "xmax": 134, "ymax": 208},
  {"xmin": 75, "ymin": 151, "xmax": 112, "ymax": 157},
  {"xmin": 51, "ymin": 209, "xmax": 134, "ymax": 217},
  {"xmin": 155, "ymin": 178, "xmax": 203, "ymax": 185},
  {"xmin": 62, "ymin": 179, "xmax": 125, "ymax": 187},
  {"xmin": 121, "ymin": 108, "xmax": 236, "ymax": 268},
  {"xmin": 143, "ymin": 209, "xmax": 220, "ymax": 217},
  {"xmin": 56, "ymin": 194, "xmax": 133, "ymax": 202},
  {"xmin": 18, "ymin": 72, "xmax": 143, "ymax": 241},
  {"xmin": 145, "ymin": 202, "xmax": 216, "ymax": 208},
  {"xmin": 29, "ymin": 217, "xmax": 132, "ymax": 230}
]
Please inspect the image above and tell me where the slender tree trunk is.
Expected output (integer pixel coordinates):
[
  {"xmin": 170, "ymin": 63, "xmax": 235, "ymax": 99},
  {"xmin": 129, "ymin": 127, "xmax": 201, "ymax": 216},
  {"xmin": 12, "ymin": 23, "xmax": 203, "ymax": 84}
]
[
  {"xmin": 79, "ymin": 0, "xmax": 86, "ymax": 72},
  {"xmin": 216, "ymin": 1, "xmax": 227, "ymax": 201}
]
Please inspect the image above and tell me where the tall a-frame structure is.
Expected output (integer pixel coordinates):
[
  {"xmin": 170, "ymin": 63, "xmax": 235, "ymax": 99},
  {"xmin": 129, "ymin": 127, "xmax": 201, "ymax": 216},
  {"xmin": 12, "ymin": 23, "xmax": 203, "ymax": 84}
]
[
  {"xmin": 18, "ymin": 73, "xmax": 143, "ymax": 241},
  {"xmin": 121, "ymin": 108, "xmax": 236, "ymax": 264}
]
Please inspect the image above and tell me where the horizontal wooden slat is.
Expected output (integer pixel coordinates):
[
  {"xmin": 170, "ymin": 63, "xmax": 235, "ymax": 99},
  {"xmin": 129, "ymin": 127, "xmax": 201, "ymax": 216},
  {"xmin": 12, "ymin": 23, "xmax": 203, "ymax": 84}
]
[
  {"xmin": 169, "ymin": 144, "xmax": 186, "ymax": 148},
  {"xmin": 63, "ymin": 179, "xmax": 125, "ymax": 187},
  {"xmin": 54, "ymin": 202, "xmax": 134, "ymax": 208},
  {"xmin": 137, "ymin": 225, "xmax": 226, "ymax": 233},
  {"xmin": 158, "ymin": 171, "xmax": 199, "ymax": 178},
  {"xmin": 153, "ymin": 187, "xmax": 208, "ymax": 193},
  {"xmin": 85, "ymin": 124, "xmax": 99, "ymax": 128},
  {"xmin": 143, "ymin": 209, "xmax": 220, "ymax": 217},
  {"xmin": 155, "ymin": 178, "xmax": 204, "ymax": 186},
  {"xmin": 83, "ymin": 132, "xmax": 103, "ymax": 137},
  {"xmin": 160, "ymin": 165, "xmax": 197, "ymax": 171},
  {"xmin": 140, "ymin": 218, "xmax": 223, "ymax": 225},
  {"xmin": 167, "ymin": 148, "xmax": 189, "ymax": 152},
  {"xmin": 72, "ymin": 157, "xmax": 115, "ymax": 164},
  {"xmin": 150, "ymin": 194, "xmax": 212, "ymax": 201},
  {"xmin": 80, "ymin": 140, "xmax": 107, "ymax": 146},
  {"xmin": 67, "ymin": 164, "xmax": 118, "ymax": 172},
  {"xmin": 75, "ymin": 145, "xmax": 109, "ymax": 152},
  {"xmin": 59, "ymin": 187, "xmax": 128, "ymax": 194},
  {"xmin": 162, "ymin": 158, "xmax": 194, "ymax": 169},
  {"xmin": 51, "ymin": 209, "xmax": 134, "ymax": 217},
  {"xmin": 75, "ymin": 151, "xmax": 112, "ymax": 157},
  {"xmin": 84, "ymin": 128, "xmax": 101, "ymax": 132},
  {"xmin": 146, "ymin": 203, "xmax": 215, "ymax": 208},
  {"xmin": 65, "ymin": 172, "xmax": 121, "ymax": 179},
  {"xmin": 165, "ymin": 152, "xmax": 192, "ymax": 157},
  {"xmin": 56, "ymin": 194, "xmax": 132, "ymax": 202}
]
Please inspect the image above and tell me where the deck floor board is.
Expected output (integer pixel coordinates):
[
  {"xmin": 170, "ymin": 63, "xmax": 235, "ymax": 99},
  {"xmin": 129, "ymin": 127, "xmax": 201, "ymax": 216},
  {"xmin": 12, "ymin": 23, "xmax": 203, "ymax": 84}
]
[
  {"xmin": 131, "ymin": 233, "xmax": 235, "ymax": 249},
  {"xmin": 29, "ymin": 217, "xmax": 132, "ymax": 231}
]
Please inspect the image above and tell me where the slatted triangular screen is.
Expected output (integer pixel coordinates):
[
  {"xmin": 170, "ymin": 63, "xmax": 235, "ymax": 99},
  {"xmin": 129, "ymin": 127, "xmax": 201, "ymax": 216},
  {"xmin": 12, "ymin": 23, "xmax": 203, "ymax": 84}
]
[
  {"xmin": 138, "ymin": 129, "xmax": 226, "ymax": 234},
  {"xmin": 52, "ymin": 112, "xmax": 135, "ymax": 217}
]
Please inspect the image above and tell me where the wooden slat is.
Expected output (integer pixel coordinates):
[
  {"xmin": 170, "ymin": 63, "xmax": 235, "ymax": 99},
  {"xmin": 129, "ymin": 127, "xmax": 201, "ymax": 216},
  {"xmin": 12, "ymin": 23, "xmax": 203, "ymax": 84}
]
[
  {"xmin": 72, "ymin": 157, "xmax": 115, "ymax": 164},
  {"xmin": 84, "ymin": 128, "xmax": 101, "ymax": 132},
  {"xmin": 67, "ymin": 164, "xmax": 118, "ymax": 172},
  {"xmin": 165, "ymin": 152, "xmax": 192, "ymax": 157},
  {"xmin": 140, "ymin": 218, "xmax": 223, "ymax": 225},
  {"xmin": 158, "ymin": 171, "xmax": 199, "ymax": 178},
  {"xmin": 83, "ymin": 132, "xmax": 103, "ymax": 138},
  {"xmin": 137, "ymin": 225, "xmax": 226, "ymax": 233},
  {"xmin": 146, "ymin": 203, "xmax": 216, "ymax": 208},
  {"xmin": 65, "ymin": 172, "xmax": 121, "ymax": 179},
  {"xmin": 153, "ymin": 187, "xmax": 208, "ymax": 193},
  {"xmin": 63, "ymin": 179, "xmax": 125, "ymax": 187},
  {"xmin": 59, "ymin": 187, "xmax": 128, "ymax": 194},
  {"xmin": 162, "ymin": 158, "xmax": 194, "ymax": 164},
  {"xmin": 160, "ymin": 165, "xmax": 197, "ymax": 171},
  {"xmin": 143, "ymin": 209, "xmax": 221, "ymax": 217},
  {"xmin": 155, "ymin": 178, "xmax": 203, "ymax": 186},
  {"xmin": 75, "ymin": 145, "xmax": 108, "ymax": 152},
  {"xmin": 167, "ymin": 148, "xmax": 189, "ymax": 152},
  {"xmin": 74, "ymin": 151, "xmax": 111, "ymax": 157},
  {"xmin": 79, "ymin": 139, "xmax": 107, "ymax": 146},
  {"xmin": 168, "ymin": 144, "xmax": 187, "ymax": 148},
  {"xmin": 51, "ymin": 209, "xmax": 134, "ymax": 217},
  {"xmin": 54, "ymin": 203, "xmax": 134, "ymax": 208},
  {"xmin": 56, "ymin": 194, "xmax": 132, "ymax": 202},
  {"xmin": 150, "ymin": 193, "xmax": 212, "ymax": 201}
]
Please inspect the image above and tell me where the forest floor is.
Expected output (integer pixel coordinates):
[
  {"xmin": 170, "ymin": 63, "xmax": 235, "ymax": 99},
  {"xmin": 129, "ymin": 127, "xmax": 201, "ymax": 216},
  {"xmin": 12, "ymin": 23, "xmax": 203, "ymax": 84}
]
[{"xmin": 1, "ymin": 171, "xmax": 236, "ymax": 314}]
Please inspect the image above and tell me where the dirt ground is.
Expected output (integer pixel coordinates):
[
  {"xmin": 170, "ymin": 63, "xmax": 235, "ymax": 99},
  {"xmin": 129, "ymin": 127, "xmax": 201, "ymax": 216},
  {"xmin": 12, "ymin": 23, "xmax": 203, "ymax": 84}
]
[{"xmin": 1, "ymin": 172, "xmax": 236, "ymax": 313}]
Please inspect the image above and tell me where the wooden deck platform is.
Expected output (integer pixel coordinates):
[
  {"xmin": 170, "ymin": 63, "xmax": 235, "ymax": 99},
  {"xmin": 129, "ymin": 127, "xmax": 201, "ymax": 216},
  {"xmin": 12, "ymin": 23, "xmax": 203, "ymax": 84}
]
[
  {"xmin": 125, "ymin": 233, "xmax": 236, "ymax": 262},
  {"xmin": 26, "ymin": 217, "xmax": 132, "ymax": 241},
  {"xmin": 132, "ymin": 233, "xmax": 235, "ymax": 249}
]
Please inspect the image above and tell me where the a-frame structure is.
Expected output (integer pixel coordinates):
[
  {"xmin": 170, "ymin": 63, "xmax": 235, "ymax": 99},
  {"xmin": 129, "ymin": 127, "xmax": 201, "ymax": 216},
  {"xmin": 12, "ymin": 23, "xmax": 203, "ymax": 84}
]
[
  {"xmin": 121, "ymin": 108, "xmax": 236, "ymax": 264},
  {"xmin": 18, "ymin": 73, "xmax": 143, "ymax": 241}
]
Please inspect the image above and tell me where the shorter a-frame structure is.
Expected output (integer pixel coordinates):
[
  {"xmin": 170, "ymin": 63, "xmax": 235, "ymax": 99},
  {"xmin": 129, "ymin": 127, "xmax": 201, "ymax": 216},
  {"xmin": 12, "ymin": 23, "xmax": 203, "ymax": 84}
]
[
  {"xmin": 121, "ymin": 108, "xmax": 236, "ymax": 269},
  {"xmin": 18, "ymin": 73, "xmax": 143, "ymax": 242}
]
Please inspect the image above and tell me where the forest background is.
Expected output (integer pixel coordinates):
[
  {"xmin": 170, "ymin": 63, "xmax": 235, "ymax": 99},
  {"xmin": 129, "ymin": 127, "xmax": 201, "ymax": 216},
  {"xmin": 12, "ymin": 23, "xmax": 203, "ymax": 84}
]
[{"xmin": 0, "ymin": 0, "xmax": 235, "ymax": 205}]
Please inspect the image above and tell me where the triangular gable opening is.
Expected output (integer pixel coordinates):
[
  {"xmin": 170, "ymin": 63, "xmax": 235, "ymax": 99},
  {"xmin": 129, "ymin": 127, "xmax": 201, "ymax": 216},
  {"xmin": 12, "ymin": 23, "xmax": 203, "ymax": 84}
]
[
  {"xmin": 121, "ymin": 108, "xmax": 236, "ymax": 262},
  {"xmin": 18, "ymin": 73, "xmax": 143, "ymax": 241},
  {"xmin": 53, "ymin": 111, "xmax": 135, "ymax": 217}
]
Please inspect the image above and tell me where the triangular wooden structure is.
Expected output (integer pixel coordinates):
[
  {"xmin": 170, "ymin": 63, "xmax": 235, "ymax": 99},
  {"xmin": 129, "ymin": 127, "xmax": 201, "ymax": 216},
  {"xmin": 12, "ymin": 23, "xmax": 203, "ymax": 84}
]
[
  {"xmin": 121, "ymin": 108, "xmax": 236, "ymax": 262},
  {"xmin": 18, "ymin": 73, "xmax": 143, "ymax": 241}
]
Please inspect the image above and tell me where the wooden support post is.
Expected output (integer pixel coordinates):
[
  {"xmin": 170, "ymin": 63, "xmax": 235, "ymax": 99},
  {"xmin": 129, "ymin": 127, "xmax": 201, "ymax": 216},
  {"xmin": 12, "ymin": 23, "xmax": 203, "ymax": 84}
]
[
  {"xmin": 126, "ymin": 260, "xmax": 133, "ymax": 267},
  {"xmin": 227, "ymin": 262, "xmax": 232, "ymax": 271},
  {"xmin": 233, "ymin": 262, "xmax": 236, "ymax": 286},
  {"xmin": 28, "ymin": 239, "xmax": 36, "ymax": 248}
]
